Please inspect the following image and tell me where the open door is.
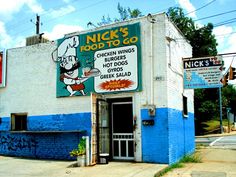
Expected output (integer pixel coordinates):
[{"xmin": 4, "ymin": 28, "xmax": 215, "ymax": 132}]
[
  {"xmin": 97, "ymin": 99, "xmax": 110, "ymax": 157},
  {"xmin": 110, "ymin": 98, "xmax": 134, "ymax": 160}
]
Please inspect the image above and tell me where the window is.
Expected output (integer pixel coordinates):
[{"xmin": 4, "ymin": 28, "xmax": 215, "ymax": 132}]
[
  {"xmin": 183, "ymin": 95, "xmax": 188, "ymax": 117},
  {"xmin": 11, "ymin": 113, "xmax": 27, "ymax": 131}
]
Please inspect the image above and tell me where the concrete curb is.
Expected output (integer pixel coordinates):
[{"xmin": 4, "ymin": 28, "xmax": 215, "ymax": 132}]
[
  {"xmin": 196, "ymin": 131, "xmax": 236, "ymax": 138},
  {"xmin": 154, "ymin": 166, "xmax": 169, "ymax": 177}
]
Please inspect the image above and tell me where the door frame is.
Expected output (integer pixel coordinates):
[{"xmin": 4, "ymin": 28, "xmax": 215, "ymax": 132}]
[{"xmin": 109, "ymin": 98, "xmax": 134, "ymax": 160}]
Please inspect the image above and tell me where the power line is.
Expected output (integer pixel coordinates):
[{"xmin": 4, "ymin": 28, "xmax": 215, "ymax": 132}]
[
  {"xmin": 4, "ymin": 0, "xmax": 80, "ymax": 32},
  {"xmin": 214, "ymin": 31, "xmax": 236, "ymax": 37},
  {"xmin": 194, "ymin": 9, "xmax": 236, "ymax": 22},
  {"xmin": 185, "ymin": 0, "xmax": 216, "ymax": 16},
  {"xmin": 214, "ymin": 17, "xmax": 236, "ymax": 27},
  {"xmin": 6, "ymin": 0, "xmax": 108, "ymax": 37}
]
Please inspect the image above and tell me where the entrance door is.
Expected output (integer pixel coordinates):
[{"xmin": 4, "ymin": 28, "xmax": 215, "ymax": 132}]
[
  {"xmin": 112, "ymin": 101, "xmax": 134, "ymax": 160},
  {"xmin": 97, "ymin": 99, "xmax": 110, "ymax": 156}
]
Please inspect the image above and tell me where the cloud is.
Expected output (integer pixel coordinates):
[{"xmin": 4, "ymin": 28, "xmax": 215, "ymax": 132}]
[
  {"xmin": 0, "ymin": 0, "xmax": 43, "ymax": 19},
  {"xmin": 0, "ymin": 21, "xmax": 11, "ymax": 48},
  {"xmin": 48, "ymin": 5, "xmax": 75, "ymax": 19},
  {"xmin": 213, "ymin": 25, "xmax": 235, "ymax": 53},
  {"xmin": 213, "ymin": 25, "xmax": 236, "ymax": 73},
  {"xmin": 0, "ymin": 20, "xmax": 26, "ymax": 49},
  {"xmin": 177, "ymin": 0, "xmax": 196, "ymax": 18},
  {"xmin": 63, "ymin": 0, "xmax": 71, "ymax": 3},
  {"xmin": 44, "ymin": 24, "xmax": 83, "ymax": 40}
]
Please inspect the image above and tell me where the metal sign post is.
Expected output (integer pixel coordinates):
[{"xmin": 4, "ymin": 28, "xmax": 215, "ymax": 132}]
[{"xmin": 219, "ymin": 87, "xmax": 223, "ymax": 134}]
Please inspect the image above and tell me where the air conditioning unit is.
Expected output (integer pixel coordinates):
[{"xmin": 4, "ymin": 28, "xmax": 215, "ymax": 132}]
[{"xmin": 26, "ymin": 35, "xmax": 49, "ymax": 46}]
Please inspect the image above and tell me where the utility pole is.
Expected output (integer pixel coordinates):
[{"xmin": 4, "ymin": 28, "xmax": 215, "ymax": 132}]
[
  {"xmin": 30, "ymin": 14, "xmax": 41, "ymax": 35},
  {"xmin": 36, "ymin": 14, "xmax": 40, "ymax": 35}
]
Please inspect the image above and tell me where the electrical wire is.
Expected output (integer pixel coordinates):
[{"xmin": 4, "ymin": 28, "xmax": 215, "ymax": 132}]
[
  {"xmin": 5, "ymin": 0, "xmax": 80, "ymax": 30},
  {"xmin": 214, "ymin": 18, "xmax": 236, "ymax": 27},
  {"xmin": 6, "ymin": 0, "xmax": 108, "ymax": 37},
  {"xmin": 184, "ymin": 0, "xmax": 216, "ymax": 16},
  {"xmin": 194, "ymin": 9, "xmax": 236, "ymax": 22}
]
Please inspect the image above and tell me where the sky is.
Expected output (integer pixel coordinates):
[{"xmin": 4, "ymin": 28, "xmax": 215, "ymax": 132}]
[{"xmin": 0, "ymin": 0, "xmax": 236, "ymax": 68}]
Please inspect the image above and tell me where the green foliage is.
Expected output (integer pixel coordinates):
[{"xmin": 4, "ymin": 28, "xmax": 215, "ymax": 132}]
[
  {"xmin": 96, "ymin": 3, "xmax": 143, "ymax": 26},
  {"xmin": 155, "ymin": 153, "xmax": 201, "ymax": 177},
  {"xmin": 179, "ymin": 154, "xmax": 202, "ymax": 163},
  {"xmin": 155, "ymin": 163, "xmax": 184, "ymax": 177},
  {"xmin": 167, "ymin": 7, "xmax": 221, "ymax": 135},
  {"xmin": 222, "ymin": 85, "xmax": 236, "ymax": 114},
  {"xmin": 69, "ymin": 138, "xmax": 86, "ymax": 157},
  {"xmin": 167, "ymin": 7, "xmax": 218, "ymax": 57},
  {"xmin": 167, "ymin": 7, "xmax": 195, "ymax": 40},
  {"xmin": 194, "ymin": 88, "xmax": 219, "ymax": 120}
]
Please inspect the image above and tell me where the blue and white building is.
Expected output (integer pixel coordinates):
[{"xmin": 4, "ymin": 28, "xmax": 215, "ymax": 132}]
[{"xmin": 0, "ymin": 13, "xmax": 194, "ymax": 164}]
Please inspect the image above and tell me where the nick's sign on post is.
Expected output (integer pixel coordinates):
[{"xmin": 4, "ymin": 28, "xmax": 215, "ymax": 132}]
[{"xmin": 183, "ymin": 56, "xmax": 223, "ymax": 89}]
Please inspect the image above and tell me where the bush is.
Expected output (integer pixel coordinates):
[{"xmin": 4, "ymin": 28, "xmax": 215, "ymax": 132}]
[{"xmin": 69, "ymin": 138, "xmax": 86, "ymax": 157}]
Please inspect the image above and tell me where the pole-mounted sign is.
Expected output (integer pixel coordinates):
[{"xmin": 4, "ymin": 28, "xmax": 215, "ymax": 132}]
[{"xmin": 183, "ymin": 56, "xmax": 223, "ymax": 89}]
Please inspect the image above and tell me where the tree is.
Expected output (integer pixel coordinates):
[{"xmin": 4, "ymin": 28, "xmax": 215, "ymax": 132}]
[
  {"xmin": 96, "ymin": 3, "xmax": 143, "ymax": 26},
  {"xmin": 167, "ymin": 7, "xmax": 217, "ymax": 57},
  {"xmin": 167, "ymin": 7, "xmax": 220, "ymax": 135},
  {"xmin": 222, "ymin": 85, "xmax": 236, "ymax": 115}
]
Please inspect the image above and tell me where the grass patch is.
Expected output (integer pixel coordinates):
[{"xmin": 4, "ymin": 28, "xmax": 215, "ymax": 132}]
[
  {"xmin": 155, "ymin": 153, "xmax": 201, "ymax": 177},
  {"xmin": 155, "ymin": 162, "xmax": 183, "ymax": 177},
  {"xmin": 201, "ymin": 119, "xmax": 228, "ymax": 134},
  {"xmin": 179, "ymin": 154, "xmax": 202, "ymax": 163}
]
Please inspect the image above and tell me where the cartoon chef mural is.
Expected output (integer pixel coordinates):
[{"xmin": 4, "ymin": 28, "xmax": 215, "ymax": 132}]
[{"xmin": 53, "ymin": 36, "xmax": 100, "ymax": 96}]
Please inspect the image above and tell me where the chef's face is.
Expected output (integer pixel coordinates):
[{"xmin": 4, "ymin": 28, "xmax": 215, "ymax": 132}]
[{"xmin": 60, "ymin": 56, "xmax": 77, "ymax": 70}]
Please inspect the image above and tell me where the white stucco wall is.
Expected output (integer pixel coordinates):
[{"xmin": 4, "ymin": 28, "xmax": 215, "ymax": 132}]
[
  {"xmin": 0, "ymin": 43, "xmax": 92, "ymax": 117},
  {"xmin": 164, "ymin": 18, "xmax": 194, "ymax": 112}
]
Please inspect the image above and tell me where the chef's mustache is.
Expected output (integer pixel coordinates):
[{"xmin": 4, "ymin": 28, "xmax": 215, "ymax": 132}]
[{"xmin": 60, "ymin": 61, "xmax": 81, "ymax": 74}]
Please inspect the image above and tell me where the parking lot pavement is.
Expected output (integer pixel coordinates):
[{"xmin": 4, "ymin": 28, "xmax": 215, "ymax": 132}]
[{"xmin": 0, "ymin": 156, "xmax": 167, "ymax": 177}]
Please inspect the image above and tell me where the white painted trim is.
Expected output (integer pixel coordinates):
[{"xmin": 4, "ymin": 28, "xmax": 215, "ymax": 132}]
[{"xmin": 210, "ymin": 137, "xmax": 223, "ymax": 146}]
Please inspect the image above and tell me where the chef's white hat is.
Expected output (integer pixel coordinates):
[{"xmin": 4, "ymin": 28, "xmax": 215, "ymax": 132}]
[{"xmin": 52, "ymin": 36, "xmax": 79, "ymax": 61}]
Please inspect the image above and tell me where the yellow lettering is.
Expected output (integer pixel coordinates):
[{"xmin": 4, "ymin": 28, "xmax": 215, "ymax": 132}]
[
  {"xmin": 97, "ymin": 33, "xmax": 101, "ymax": 43},
  {"xmin": 110, "ymin": 29, "xmax": 119, "ymax": 39},
  {"xmin": 120, "ymin": 27, "xmax": 128, "ymax": 37},
  {"xmin": 101, "ymin": 31, "xmax": 110, "ymax": 41},
  {"xmin": 86, "ymin": 34, "xmax": 96, "ymax": 44}
]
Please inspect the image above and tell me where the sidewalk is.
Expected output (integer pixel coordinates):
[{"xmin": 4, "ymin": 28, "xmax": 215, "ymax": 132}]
[
  {"xmin": 161, "ymin": 148, "xmax": 236, "ymax": 177},
  {"xmin": 0, "ymin": 156, "xmax": 167, "ymax": 177}
]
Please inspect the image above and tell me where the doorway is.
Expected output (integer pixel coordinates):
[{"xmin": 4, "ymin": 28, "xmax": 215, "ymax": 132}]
[{"xmin": 97, "ymin": 97, "xmax": 134, "ymax": 161}]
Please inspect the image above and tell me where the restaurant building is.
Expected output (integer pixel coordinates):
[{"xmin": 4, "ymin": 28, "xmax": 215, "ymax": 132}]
[{"xmin": 0, "ymin": 13, "xmax": 194, "ymax": 164}]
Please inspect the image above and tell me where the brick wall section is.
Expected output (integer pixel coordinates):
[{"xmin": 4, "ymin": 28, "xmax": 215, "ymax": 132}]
[
  {"xmin": 28, "ymin": 112, "xmax": 91, "ymax": 132},
  {"xmin": 0, "ymin": 117, "xmax": 10, "ymax": 131},
  {"xmin": 141, "ymin": 108, "xmax": 169, "ymax": 163},
  {"xmin": 168, "ymin": 110, "xmax": 195, "ymax": 164},
  {"xmin": 141, "ymin": 108, "xmax": 195, "ymax": 164},
  {"xmin": 0, "ymin": 112, "xmax": 91, "ymax": 160}
]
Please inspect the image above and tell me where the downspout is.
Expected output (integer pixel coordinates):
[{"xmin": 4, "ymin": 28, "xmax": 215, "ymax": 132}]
[
  {"xmin": 147, "ymin": 14, "xmax": 156, "ymax": 105},
  {"xmin": 150, "ymin": 21, "xmax": 154, "ymax": 105}
]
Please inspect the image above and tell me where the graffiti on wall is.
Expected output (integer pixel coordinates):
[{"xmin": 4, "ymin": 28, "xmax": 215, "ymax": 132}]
[
  {"xmin": 52, "ymin": 23, "xmax": 142, "ymax": 97},
  {"xmin": 0, "ymin": 135, "xmax": 38, "ymax": 152}
]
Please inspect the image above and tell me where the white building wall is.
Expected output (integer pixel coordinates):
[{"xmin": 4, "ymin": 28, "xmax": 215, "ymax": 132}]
[
  {"xmin": 164, "ymin": 18, "xmax": 194, "ymax": 112},
  {"xmin": 0, "ymin": 43, "xmax": 92, "ymax": 117}
]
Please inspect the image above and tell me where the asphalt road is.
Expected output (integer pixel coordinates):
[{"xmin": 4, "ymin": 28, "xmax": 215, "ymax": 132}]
[{"xmin": 196, "ymin": 134, "xmax": 236, "ymax": 149}]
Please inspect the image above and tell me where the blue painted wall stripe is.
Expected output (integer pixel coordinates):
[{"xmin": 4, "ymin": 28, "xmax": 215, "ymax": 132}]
[
  {"xmin": 141, "ymin": 108, "xmax": 195, "ymax": 164},
  {"xmin": 0, "ymin": 112, "xmax": 91, "ymax": 160}
]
